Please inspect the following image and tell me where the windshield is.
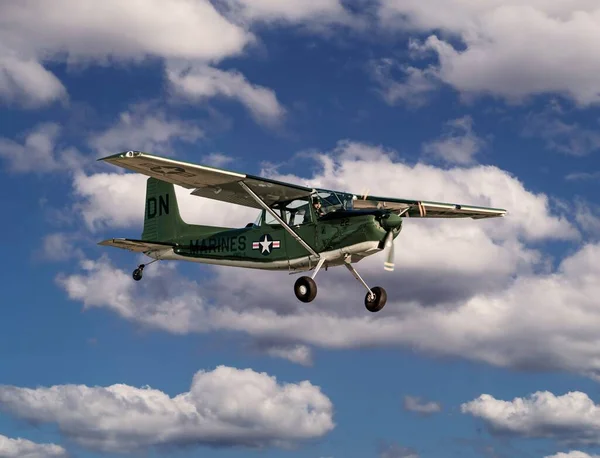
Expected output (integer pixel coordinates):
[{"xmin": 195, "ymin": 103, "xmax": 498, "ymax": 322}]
[{"xmin": 314, "ymin": 190, "xmax": 353, "ymax": 212}]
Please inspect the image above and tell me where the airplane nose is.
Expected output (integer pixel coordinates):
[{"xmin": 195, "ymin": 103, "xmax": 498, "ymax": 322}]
[{"xmin": 379, "ymin": 212, "xmax": 402, "ymax": 230}]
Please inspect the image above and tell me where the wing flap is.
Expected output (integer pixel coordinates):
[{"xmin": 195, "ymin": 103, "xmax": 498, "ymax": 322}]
[{"xmin": 98, "ymin": 238, "xmax": 176, "ymax": 253}]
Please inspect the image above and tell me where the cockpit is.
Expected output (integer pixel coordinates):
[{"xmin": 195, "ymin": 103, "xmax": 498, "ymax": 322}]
[{"xmin": 250, "ymin": 189, "xmax": 354, "ymax": 227}]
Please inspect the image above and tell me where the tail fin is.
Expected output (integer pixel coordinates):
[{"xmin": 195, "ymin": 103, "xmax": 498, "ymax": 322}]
[{"xmin": 142, "ymin": 177, "xmax": 186, "ymax": 242}]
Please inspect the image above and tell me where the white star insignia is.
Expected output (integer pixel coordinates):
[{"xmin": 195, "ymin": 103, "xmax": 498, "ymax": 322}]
[{"xmin": 259, "ymin": 235, "xmax": 272, "ymax": 253}]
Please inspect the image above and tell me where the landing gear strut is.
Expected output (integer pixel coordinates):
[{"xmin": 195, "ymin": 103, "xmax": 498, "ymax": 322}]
[
  {"xmin": 344, "ymin": 258, "xmax": 387, "ymax": 312},
  {"xmin": 132, "ymin": 258, "xmax": 159, "ymax": 281},
  {"xmin": 292, "ymin": 257, "xmax": 387, "ymax": 312},
  {"xmin": 293, "ymin": 258, "xmax": 326, "ymax": 303}
]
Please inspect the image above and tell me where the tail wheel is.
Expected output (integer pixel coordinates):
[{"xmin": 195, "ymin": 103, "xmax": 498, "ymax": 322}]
[
  {"xmin": 365, "ymin": 286, "xmax": 387, "ymax": 312},
  {"xmin": 132, "ymin": 264, "xmax": 144, "ymax": 281},
  {"xmin": 294, "ymin": 276, "xmax": 317, "ymax": 303}
]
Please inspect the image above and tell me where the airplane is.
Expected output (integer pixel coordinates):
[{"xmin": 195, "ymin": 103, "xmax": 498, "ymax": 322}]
[{"xmin": 97, "ymin": 150, "xmax": 507, "ymax": 313}]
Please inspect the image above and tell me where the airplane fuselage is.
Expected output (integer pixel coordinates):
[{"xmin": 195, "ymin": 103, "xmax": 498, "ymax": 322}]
[{"xmin": 149, "ymin": 210, "xmax": 399, "ymax": 272}]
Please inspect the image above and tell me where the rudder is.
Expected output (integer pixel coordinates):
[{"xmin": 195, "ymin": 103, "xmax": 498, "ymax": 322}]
[{"xmin": 142, "ymin": 178, "xmax": 186, "ymax": 242}]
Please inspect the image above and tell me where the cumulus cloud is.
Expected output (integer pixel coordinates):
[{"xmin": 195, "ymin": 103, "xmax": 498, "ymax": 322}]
[
  {"xmin": 0, "ymin": 0, "xmax": 353, "ymax": 118},
  {"xmin": 403, "ymin": 396, "xmax": 441, "ymax": 415},
  {"xmin": 88, "ymin": 103, "xmax": 204, "ymax": 156},
  {"xmin": 0, "ymin": 0, "xmax": 251, "ymax": 64},
  {"xmin": 0, "ymin": 434, "xmax": 68, "ymax": 458},
  {"xmin": 0, "ymin": 365, "xmax": 334, "ymax": 454},
  {"xmin": 0, "ymin": 123, "xmax": 83, "ymax": 174},
  {"xmin": 377, "ymin": 1, "xmax": 600, "ymax": 106},
  {"xmin": 70, "ymin": 170, "xmax": 257, "ymax": 231},
  {"xmin": 167, "ymin": 64, "xmax": 286, "ymax": 126},
  {"xmin": 0, "ymin": 46, "xmax": 67, "ymax": 108},
  {"xmin": 54, "ymin": 140, "xmax": 600, "ymax": 379},
  {"xmin": 422, "ymin": 116, "xmax": 487, "ymax": 164},
  {"xmin": 462, "ymin": 391, "xmax": 600, "ymax": 446}
]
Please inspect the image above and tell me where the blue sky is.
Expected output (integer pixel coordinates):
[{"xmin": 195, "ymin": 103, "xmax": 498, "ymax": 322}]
[{"xmin": 2, "ymin": 1, "xmax": 600, "ymax": 458}]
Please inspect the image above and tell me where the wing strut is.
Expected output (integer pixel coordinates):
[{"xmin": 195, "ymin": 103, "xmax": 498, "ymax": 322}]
[{"xmin": 238, "ymin": 181, "xmax": 320, "ymax": 258}]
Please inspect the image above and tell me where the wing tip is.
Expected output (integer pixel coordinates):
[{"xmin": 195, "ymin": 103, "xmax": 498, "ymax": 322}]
[{"xmin": 97, "ymin": 150, "xmax": 145, "ymax": 162}]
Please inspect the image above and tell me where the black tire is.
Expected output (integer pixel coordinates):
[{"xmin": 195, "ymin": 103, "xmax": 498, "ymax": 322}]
[
  {"xmin": 132, "ymin": 268, "xmax": 143, "ymax": 281},
  {"xmin": 294, "ymin": 276, "xmax": 317, "ymax": 303},
  {"xmin": 365, "ymin": 286, "xmax": 387, "ymax": 312}
]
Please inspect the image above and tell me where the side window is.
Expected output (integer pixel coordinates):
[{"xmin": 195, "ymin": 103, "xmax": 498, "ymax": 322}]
[
  {"xmin": 264, "ymin": 210, "xmax": 281, "ymax": 225},
  {"xmin": 291, "ymin": 210, "xmax": 306, "ymax": 225}
]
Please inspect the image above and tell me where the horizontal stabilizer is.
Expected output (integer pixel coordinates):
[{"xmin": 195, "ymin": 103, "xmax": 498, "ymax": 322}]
[{"xmin": 98, "ymin": 238, "xmax": 176, "ymax": 253}]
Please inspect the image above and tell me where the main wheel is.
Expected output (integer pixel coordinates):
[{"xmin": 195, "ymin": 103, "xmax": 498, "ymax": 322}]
[
  {"xmin": 365, "ymin": 286, "xmax": 387, "ymax": 312},
  {"xmin": 132, "ymin": 268, "xmax": 143, "ymax": 281},
  {"xmin": 294, "ymin": 276, "xmax": 317, "ymax": 303}
]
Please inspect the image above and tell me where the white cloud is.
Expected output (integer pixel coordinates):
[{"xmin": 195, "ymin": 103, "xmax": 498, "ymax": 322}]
[
  {"xmin": 0, "ymin": 0, "xmax": 354, "ymax": 118},
  {"xmin": 378, "ymin": 1, "xmax": 600, "ymax": 106},
  {"xmin": 88, "ymin": 103, "xmax": 204, "ymax": 156},
  {"xmin": 422, "ymin": 116, "xmax": 487, "ymax": 164},
  {"xmin": 0, "ymin": 365, "xmax": 334, "ymax": 454},
  {"xmin": 546, "ymin": 452, "xmax": 600, "ymax": 458},
  {"xmin": 462, "ymin": 391, "xmax": 600, "ymax": 445},
  {"xmin": 566, "ymin": 171, "xmax": 600, "ymax": 181},
  {"xmin": 221, "ymin": 0, "xmax": 350, "ymax": 23},
  {"xmin": 40, "ymin": 232, "xmax": 84, "ymax": 262},
  {"xmin": 0, "ymin": 46, "xmax": 67, "ymax": 108},
  {"xmin": 218, "ymin": 0, "xmax": 360, "ymax": 32},
  {"xmin": 201, "ymin": 152, "xmax": 236, "ymax": 168},
  {"xmin": 403, "ymin": 396, "xmax": 441, "ymax": 415},
  {"xmin": 167, "ymin": 64, "xmax": 286, "ymax": 126},
  {"xmin": 370, "ymin": 58, "xmax": 439, "ymax": 108},
  {"xmin": 574, "ymin": 201, "xmax": 600, "ymax": 238},
  {"xmin": 0, "ymin": 434, "xmax": 67, "ymax": 458},
  {"xmin": 263, "ymin": 344, "xmax": 313, "ymax": 366},
  {"xmin": 522, "ymin": 102, "xmax": 600, "ymax": 156},
  {"xmin": 70, "ymin": 171, "xmax": 257, "ymax": 232},
  {"xmin": 0, "ymin": 0, "xmax": 251, "ymax": 63},
  {"xmin": 57, "ymin": 141, "xmax": 600, "ymax": 377},
  {"xmin": 0, "ymin": 123, "xmax": 83, "ymax": 173}
]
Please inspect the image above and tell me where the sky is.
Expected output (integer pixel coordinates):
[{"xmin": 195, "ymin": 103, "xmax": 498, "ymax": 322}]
[{"xmin": 3, "ymin": 1, "xmax": 600, "ymax": 457}]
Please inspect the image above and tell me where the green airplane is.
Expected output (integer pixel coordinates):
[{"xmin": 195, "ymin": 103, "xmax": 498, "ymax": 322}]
[{"xmin": 98, "ymin": 151, "xmax": 507, "ymax": 313}]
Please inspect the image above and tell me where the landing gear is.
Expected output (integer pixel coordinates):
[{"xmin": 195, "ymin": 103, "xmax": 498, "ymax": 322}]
[
  {"xmin": 364, "ymin": 286, "xmax": 387, "ymax": 313},
  {"xmin": 344, "ymin": 259, "xmax": 387, "ymax": 313},
  {"xmin": 132, "ymin": 264, "xmax": 144, "ymax": 281},
  {"xmin": 294, "ymin": 276, "xmax": 317, "ymax": 302},
  {"xmin": 131, "ymin": 258, "xmax": 159, "ymax": 281},
  {"xmin": 292, "ymin": 257, "xmax": 387, "ymax": 312},
  {"xmin": 293, "ymin": 258, "xmax": 326, "ymax": 303}
]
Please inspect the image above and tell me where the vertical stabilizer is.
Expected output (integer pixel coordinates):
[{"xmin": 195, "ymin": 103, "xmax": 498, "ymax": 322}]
[{"xmin": 142, "ymin": 177, "xmax": 186, "ymax": 242}]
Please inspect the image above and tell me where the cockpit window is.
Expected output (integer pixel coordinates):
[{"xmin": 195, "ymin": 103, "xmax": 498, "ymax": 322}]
[
  {"xmin": 260, "ymin": 197, "xmax": 311, "ymax": 226},
  {"xmin": 314, "ymin": 190, "xmax": 353, "ymax": 212}
]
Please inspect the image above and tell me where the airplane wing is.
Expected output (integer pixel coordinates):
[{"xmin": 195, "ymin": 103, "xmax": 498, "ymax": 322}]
[
  {"xmin": 98, "ymin": 238, "xmax": 176, "ymax": 253},
  {"xmin": 352, "ymin": 195, "xmax": 506, "ymax": 219},
  {"xmin": 99, "ymin": 151, "xmax": 506, "ymax": 218},
  {"xmin": 98, "ymin": 151, "xmax": 313, "ymax": 209}
]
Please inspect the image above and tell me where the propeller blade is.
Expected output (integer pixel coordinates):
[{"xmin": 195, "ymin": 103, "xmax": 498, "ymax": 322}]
[{"xmin": 383, "ymin": 230, "xmax": 395, "ymax": 272}]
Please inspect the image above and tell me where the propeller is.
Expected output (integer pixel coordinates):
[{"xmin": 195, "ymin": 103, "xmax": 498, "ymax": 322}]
[
  {"xmin": 378, "ymin": 212, "xmax": 402, "ymax": 272},
  {"xmin": 382, "ymin": 230, "xmax": 395, "ymax": 271}
]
